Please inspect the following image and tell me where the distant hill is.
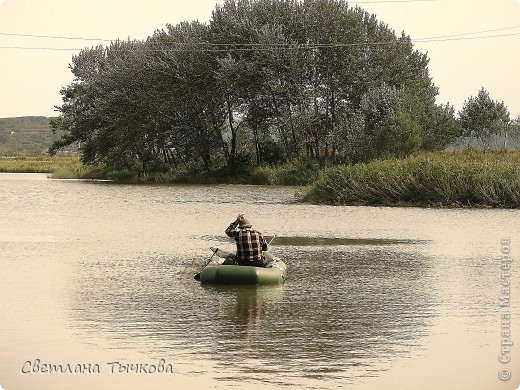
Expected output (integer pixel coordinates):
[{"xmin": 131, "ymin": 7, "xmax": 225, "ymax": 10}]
[{"xmin": 0, "ymin": 116, "xmax": 58, "ymax": 156}]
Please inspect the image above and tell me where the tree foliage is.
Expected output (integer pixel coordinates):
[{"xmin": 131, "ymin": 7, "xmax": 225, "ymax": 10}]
[
  {"xmin": 50, "ymin": 0, "xmax": 458, "ymax": 174},
  {"xmin": 458, "ymin": 88, "xmax": 510, "ymax": 151}
]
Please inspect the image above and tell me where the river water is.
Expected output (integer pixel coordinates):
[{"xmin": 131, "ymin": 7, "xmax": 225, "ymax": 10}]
[{"xmin": 0, "ymin": 173, "xmax": 518, "ymax": 390}]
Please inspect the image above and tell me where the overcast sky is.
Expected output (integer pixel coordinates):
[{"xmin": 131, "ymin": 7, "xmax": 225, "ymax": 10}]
[{"xmin": 1, "ymin": 0, "xmax": 519, "ymax": 118}]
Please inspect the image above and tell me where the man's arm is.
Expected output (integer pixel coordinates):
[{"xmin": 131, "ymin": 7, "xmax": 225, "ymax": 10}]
[
  {"xmin": 225, "ymin": 219, "xmax": 239, "ymax": 238},
  {"xmin": 260, "ymin": 233, "xmax": 268, "ymax": 251}
]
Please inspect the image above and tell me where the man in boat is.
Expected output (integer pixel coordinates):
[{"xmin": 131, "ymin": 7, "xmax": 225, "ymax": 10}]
[{"xmin": 225, "ymin": 213, "xmax": 271, "ymax": 267}]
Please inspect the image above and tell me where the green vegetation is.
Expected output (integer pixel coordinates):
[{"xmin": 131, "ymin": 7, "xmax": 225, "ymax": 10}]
[
  {"xmin": 302, "ymin": 150, "xmax": 520, "ymax": 208},
  {"xmin": 2, "ymin": 0, "xmax": 518, "ymax": 209},
  {"xmin": 143, "ymin": 158, "xmax": 321, "ymax": 185},
  {"xmin": 50, "ymin": 0, "xmax": 456, "ymax": 176},
  {"xmin": 2, "ymin": 151, "xmax": 519, "ymax": 209},
  {"xmin": 0, "ymin": 155, "xmax": 321, "ymax": 185},
  {"xmin": 0, "ymin": 156, "xmax": 81, "ymax": 174},
  {"xmin": 0, "ymin": 156, "xmax": 141, "ymax": 181},
  {"xmin": 459, "ymin": 88, "xmax": 512, "ymax": 151},
  {"xmin": 0, "ymin": 117, "xmax": 56, "ymax": 156}
]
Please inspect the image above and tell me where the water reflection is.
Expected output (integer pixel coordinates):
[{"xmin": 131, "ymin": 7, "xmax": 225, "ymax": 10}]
[
  {"xmin": 203, "ymin": 285, "xmax": 282, "ymax": 342},
  {"xmin": 266, "ymin": 236, "xmax": 423, "ymax": 246},
  {"xmin": 200, "ymin": 235, "xmax": 425, "ymax": 247},
  {"xmin": 69, "ymin": 242, "xmax": 434, "ymax": 385}
]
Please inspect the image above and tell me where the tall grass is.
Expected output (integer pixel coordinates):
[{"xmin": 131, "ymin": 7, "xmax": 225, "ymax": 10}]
[
  {"xmin": 141, "ymin": 158, "xmax": 321, "ymax": 185},
  {"xmin": 0, "ymin": 156, "xmax": 81, "ymax": 175},
  {"xmin": 6, "ymin": 152, "xmax": 519, "ymax": 208},
  {"xmin": 0, "ymin": 156, "xmax": 137, "ymax": 180},
  {"xmin": 249, "ymin": 159, "xmax": 321, "ymax": 185},
  {"xmin": 302, "ymin": 150, "xmax": 520, "ymax": 208},
  {"xmin": 0, "ymin": 156, "xmax": 321, "ymax": 184}
]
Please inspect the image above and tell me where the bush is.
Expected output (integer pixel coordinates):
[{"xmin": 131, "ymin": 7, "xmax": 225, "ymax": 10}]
[
  {"xmin": 375, "ymin": 113, "xmax": 422, "ymax": 158},
  {"xmin": 302, "ymin": 151, "xmax": 520, "ymax": 208}
]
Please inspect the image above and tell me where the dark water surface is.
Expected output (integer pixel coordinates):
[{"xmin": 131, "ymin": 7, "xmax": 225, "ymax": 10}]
[{"xmin": 0, "ymin": 173, "xmax": 518, "ymax": 390}]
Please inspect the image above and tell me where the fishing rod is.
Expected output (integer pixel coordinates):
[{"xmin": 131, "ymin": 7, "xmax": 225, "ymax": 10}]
[{"xmin": 194, "ymin": 247, "xmax": 218, "ymax": 280}]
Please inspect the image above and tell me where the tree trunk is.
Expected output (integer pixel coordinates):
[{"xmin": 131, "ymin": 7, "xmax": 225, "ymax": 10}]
[{"xmin": 225, "ymin": 92, "xmax": 237, "ymax": 169}]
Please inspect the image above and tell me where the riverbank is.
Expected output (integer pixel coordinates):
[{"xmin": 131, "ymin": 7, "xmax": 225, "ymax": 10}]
[
  {"xmin": 302, "ymin": 150, "xmax": 520, "ymax": 208},
  {"xmin": 0, "ymin": 156, "xmax": 321, "ymax": 185},
  {"xmin": 0, "ymin": 157, "xmax": 151, "ymax": 181},
  {"xmin": 0, "ymin": 156, "xmax": 82, "ymax": 175},
  {"xmin": 2, "ymin": 151, "xmax": 519, "ymax": 208}
]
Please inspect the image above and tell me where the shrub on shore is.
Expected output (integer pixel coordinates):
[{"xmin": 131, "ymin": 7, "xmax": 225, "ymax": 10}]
[
  {"xmin": 249, "ymin": 159, "xmax": 321, "ymax": 186},
  {"xmin": 141, "ymin": 158, "xmax": 321, "ymax": 186},
  {"xmin": 302, "ymin": 150, "xmax": 520, "ymax": 208}
]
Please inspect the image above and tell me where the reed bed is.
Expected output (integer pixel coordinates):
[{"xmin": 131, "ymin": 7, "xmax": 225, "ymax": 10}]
[
  {"xmin": 0, "ymin": 156, "xmax": 106, "ymax": 180},
  {"xmin": 4, "ymin": 152, "xmax": 520, "ymax": 208},
  {"xmin": 0, "ymin": 156, "xmax": 78, "ymax": 174},
  {"xmin": 302, "ymin": 150, "xmax": 520, "ymax": 208}
]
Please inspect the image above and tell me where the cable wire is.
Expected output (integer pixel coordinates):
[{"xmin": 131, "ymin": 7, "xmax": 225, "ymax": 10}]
[
  {"xmin": 0, "ymin": 25, "xmax": 519, "ymax": 51},
  {"xmin": 0, "ymin": 31, "xmax": 114, "ymax": 42}
]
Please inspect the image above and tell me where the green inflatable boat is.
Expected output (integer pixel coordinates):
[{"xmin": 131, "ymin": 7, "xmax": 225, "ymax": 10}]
[{"xmin": 196, "ymin": 248, "xmax": 287, "ymax": 285}]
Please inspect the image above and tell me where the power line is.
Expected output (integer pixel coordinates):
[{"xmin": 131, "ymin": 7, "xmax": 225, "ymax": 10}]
[
  {"xmin": 1, "ymin": 31, "xmax": 519, "ymax": 51},
  {"xmin": 0, "ymin": 31, "xmax": 114, "ymax": 42},
  {"xmin": 6, "ymin": 21, "xmax": 520, "ymax": 41},
  {"xmin": 0, "ymin": 46, "xmax": 81, "ymax": 51},
  {"xmin": 3, "ymin": 23, "xmax": 520, "ymax": 43},
  {"xmin": 414, "ymin": 25, "xmax": 520, "ymax": 41},
  {"xmin": 0, "ymin": 24, "xmax": 519, "ymax": 51},
  {"xmin": 415, "ymin": 31, "xmax": 520, "ymax": 43}
]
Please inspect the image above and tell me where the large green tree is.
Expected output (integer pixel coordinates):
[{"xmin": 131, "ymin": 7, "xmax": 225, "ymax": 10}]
[
  {"xmin": 50, "ymin": 0, "xmax": 454, "ymax": 174},
  {"xmin": 208, "ymin": 0, "xmax": 441, "ymax": 162}
]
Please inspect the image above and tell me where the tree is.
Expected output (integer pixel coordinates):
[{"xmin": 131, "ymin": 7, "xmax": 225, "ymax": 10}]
[
  {"xmin": 51, "ymin": 24, "xmax": 225, "ymax": 174},
  {"xmin": 348, "ymin": 84, "xmax": 421, "ymax": 161},
  {"xmin": 502, "ymin": 114, "xmax": 520, "ymax": 149},
  {"xmin": 50, "ymin": 0, "xmax": 451, "ymax": 175},
  {"xmin": 150, "ymin": 22, "xmax": 226, "ymax": 171},
  {"xmin": 375, "ymin": 112, "xmax": 421, "ymax": 158},
  {"xmin": 420, "ymin": 103, "xmax": 460, "ymax": 151},
  {"xmin": 208, "ymin": 0, "xmax": 440, "ymax": 163},
  {"xmin": 458, "ymin": 88, "xmax": 510, "ymax": 151}
]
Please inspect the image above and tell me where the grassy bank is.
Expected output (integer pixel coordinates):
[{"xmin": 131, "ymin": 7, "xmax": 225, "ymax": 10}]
[
  {"xmin": 0, "ymin": 156, "xmax": 82, "ymax": 175},
  {"xmin": 302, "ymin": 150, "xmax": 520, "ymax": 208},
  {"xmin": 143, "ymin": 159, "xmax": 321, "ymax": 186},
  {"xmin": 4, "ymin": 152, "xmax": 520, "ymax": 208},
  {"xmin": 0, "ymin": 156, "xmax": 321, "ymax": 185},
  {"xmin": 0, "ymin": 156, "xmax": 120, "ymax": 180}
]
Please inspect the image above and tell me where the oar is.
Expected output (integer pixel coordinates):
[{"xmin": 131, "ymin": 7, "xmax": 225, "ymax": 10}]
[{"xmin": 194, "ymin": 247, "xmax": 218, "ymax": 280}]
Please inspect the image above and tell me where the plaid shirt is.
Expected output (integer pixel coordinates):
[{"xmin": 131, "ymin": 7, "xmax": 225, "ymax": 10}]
[{"xmin": 225, "ymin": 221, "xmax": 268, "ymax": 265}]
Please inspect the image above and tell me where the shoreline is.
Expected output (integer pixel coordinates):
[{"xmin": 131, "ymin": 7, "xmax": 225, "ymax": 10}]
[{"xmin": 1, "ymin": 151, "xmax": 519, "ymax": 209}]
